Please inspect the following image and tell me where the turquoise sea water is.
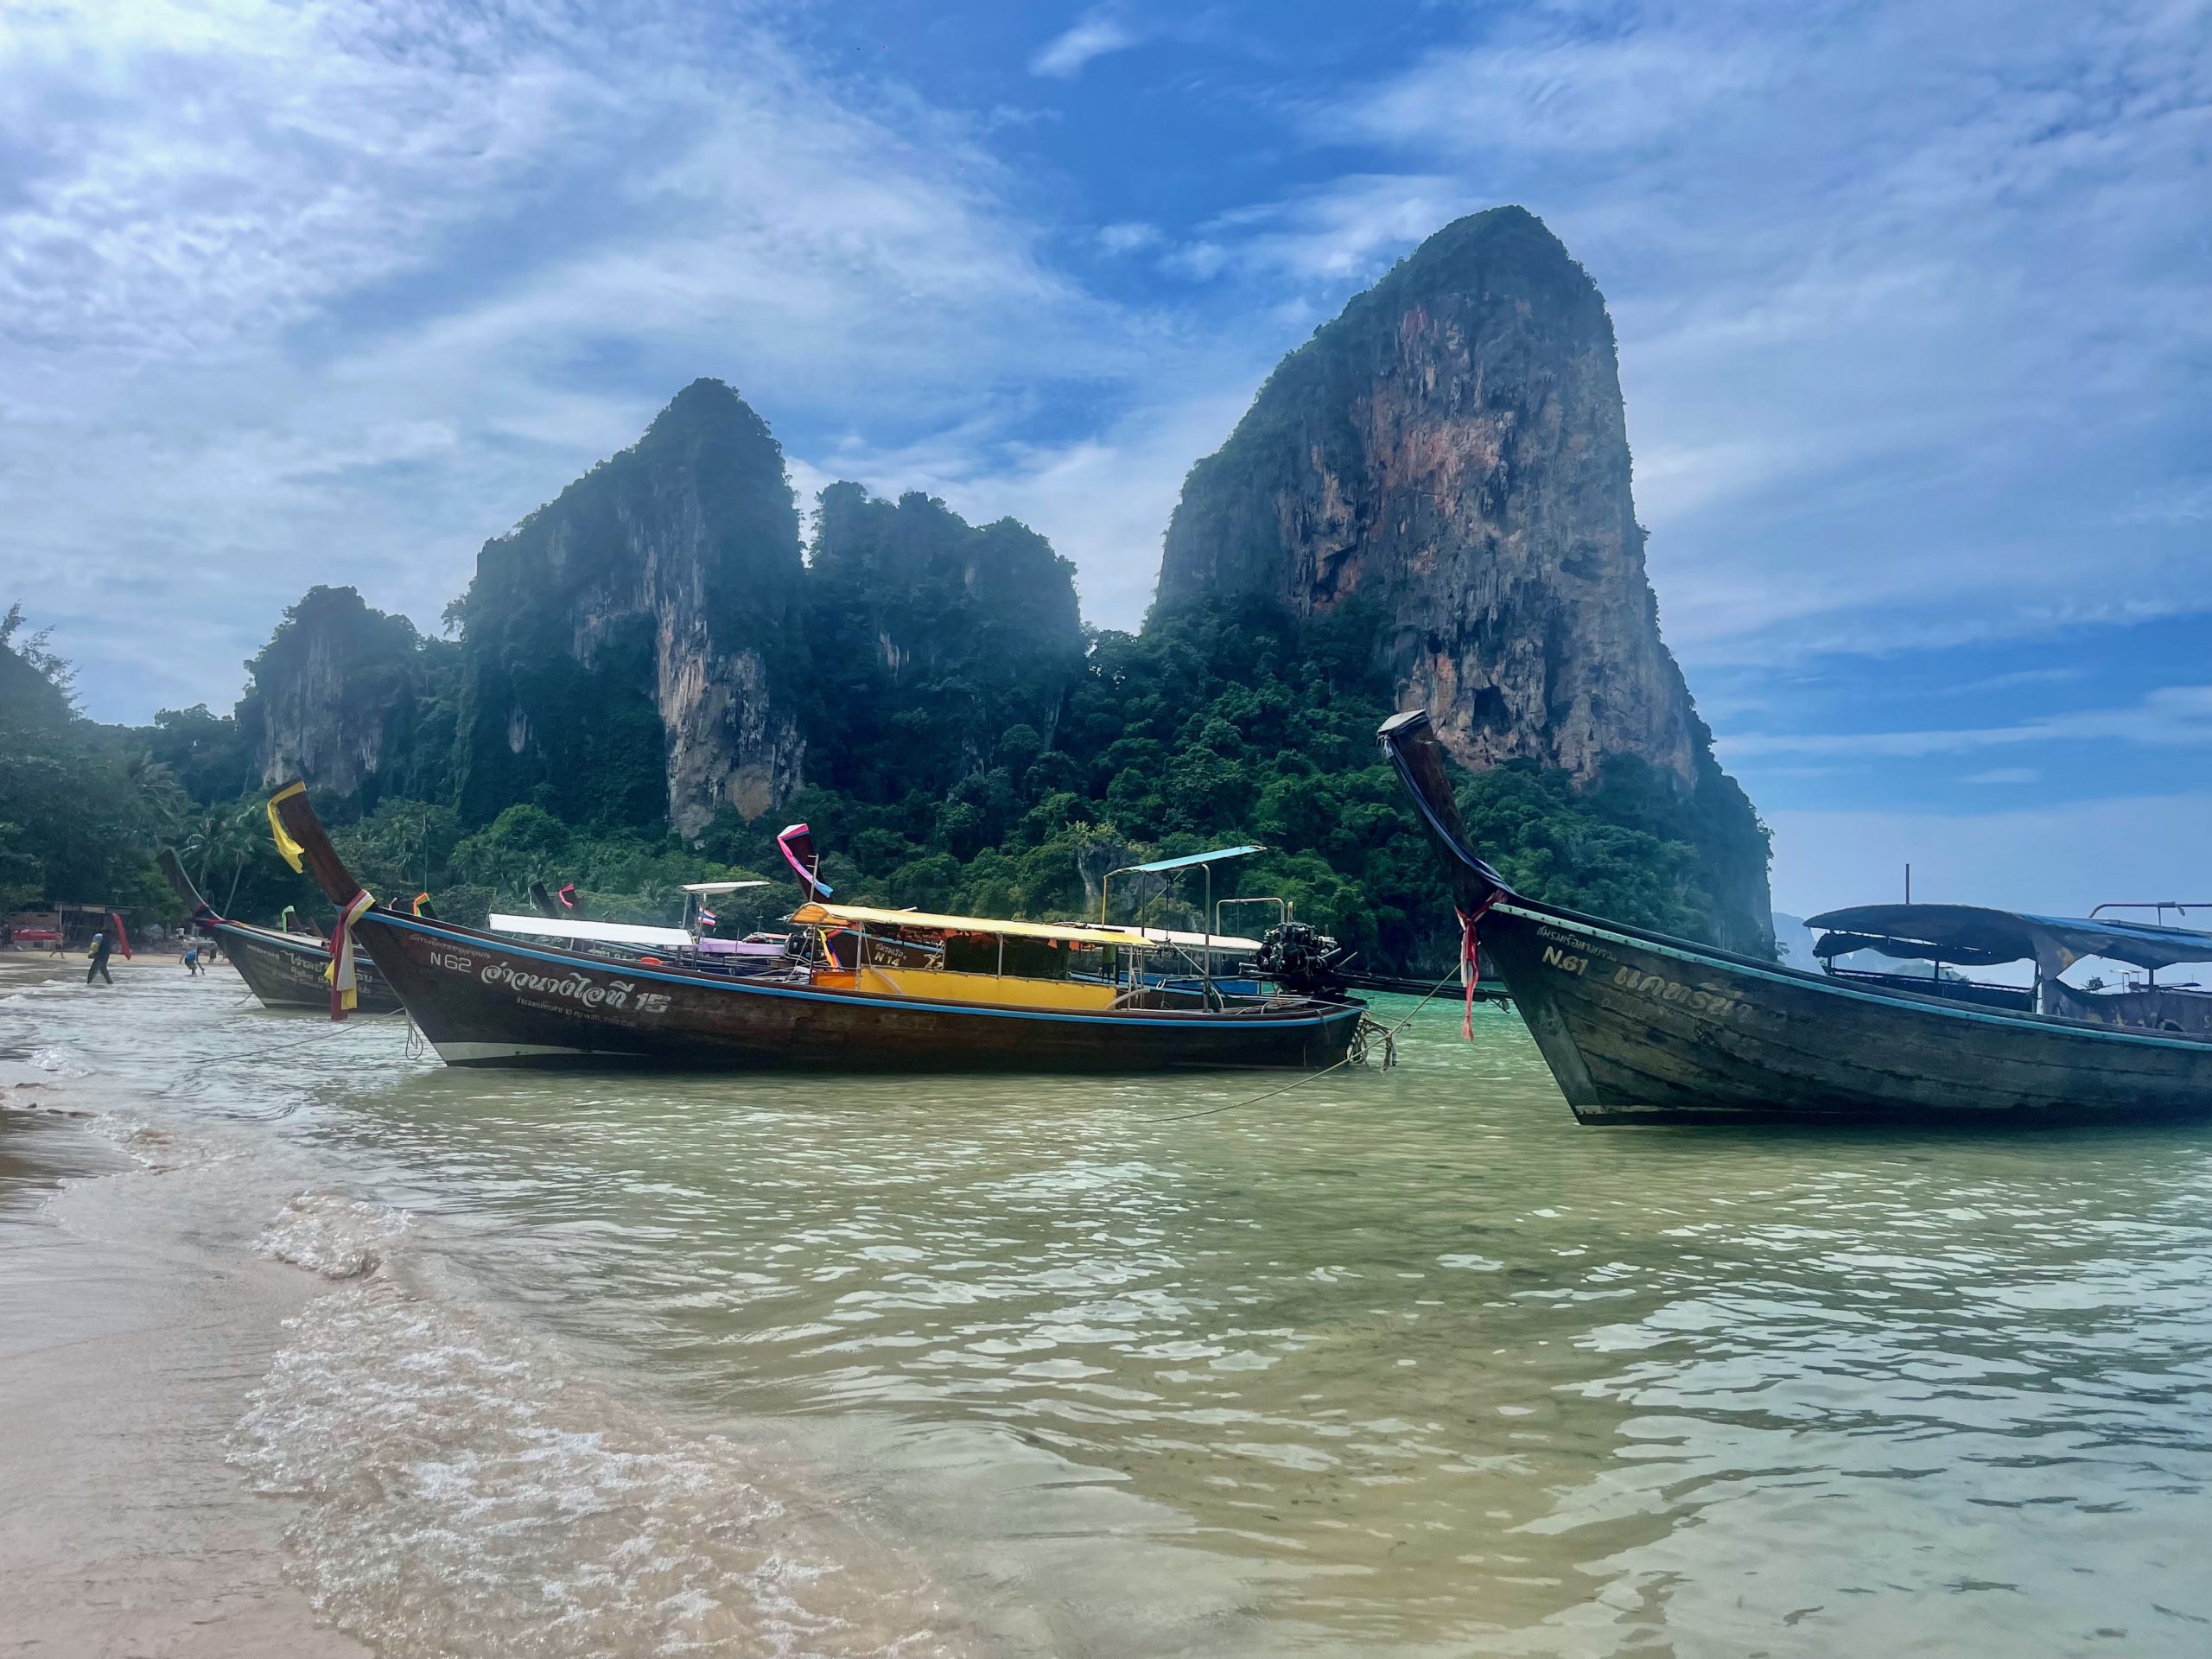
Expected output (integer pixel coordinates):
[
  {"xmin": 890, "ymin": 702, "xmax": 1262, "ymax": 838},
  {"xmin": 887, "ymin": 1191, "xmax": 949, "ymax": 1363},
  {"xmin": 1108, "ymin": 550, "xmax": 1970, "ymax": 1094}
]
[{"xmin": 4, "ymin": 964, "xmax": 2210, "ymax": 1655}]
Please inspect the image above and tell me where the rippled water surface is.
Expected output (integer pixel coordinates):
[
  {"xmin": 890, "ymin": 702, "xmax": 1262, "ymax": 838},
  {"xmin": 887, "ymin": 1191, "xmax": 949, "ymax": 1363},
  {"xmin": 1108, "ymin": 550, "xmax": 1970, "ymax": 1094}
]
[{"xmin": 7, "ymin": 966, "xmax": 2212, "ymax": 1656}]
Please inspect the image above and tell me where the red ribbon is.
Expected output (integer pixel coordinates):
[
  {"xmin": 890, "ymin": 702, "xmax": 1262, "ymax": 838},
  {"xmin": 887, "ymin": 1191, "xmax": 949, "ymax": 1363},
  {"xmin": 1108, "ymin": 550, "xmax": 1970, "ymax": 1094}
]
[{"xmin": 1455, "ymin": 893, "xmax": 1499, "ymax": 1039}]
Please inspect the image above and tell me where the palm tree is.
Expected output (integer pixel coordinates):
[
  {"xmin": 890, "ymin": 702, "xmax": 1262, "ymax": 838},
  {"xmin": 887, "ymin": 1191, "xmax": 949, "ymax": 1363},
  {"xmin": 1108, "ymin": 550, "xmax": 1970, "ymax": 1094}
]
[
  {"xmin": 183, "ymin": 808, "xmax": 256, "ymax": 910},
  {"xmin": 219, "ymin": 804, "xmax": 269, "ymax": 915},
  {"xmin": 125, "ymin": 753, "xmax": 190, "ymax": 841}
]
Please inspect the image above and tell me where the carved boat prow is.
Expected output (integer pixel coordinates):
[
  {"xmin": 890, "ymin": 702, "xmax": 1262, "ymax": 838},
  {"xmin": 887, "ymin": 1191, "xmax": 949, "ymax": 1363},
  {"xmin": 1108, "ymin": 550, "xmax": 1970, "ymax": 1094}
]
[{"xmin": 157, "ymin": 843, "xmax": 402, "ymax": 1014}]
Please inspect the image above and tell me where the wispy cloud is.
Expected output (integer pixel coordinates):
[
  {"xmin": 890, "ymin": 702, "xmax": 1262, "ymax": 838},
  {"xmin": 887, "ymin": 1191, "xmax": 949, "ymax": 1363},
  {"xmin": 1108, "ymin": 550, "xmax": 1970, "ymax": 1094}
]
[
  {"xmin": 1031, "ymin": 8, "xmax": 1140, "ymax": 79},
  {"xmin": 1097, "ymin": 220, "xmax": 1162, "ymax": 254},
  {"xmin": 1337, "ymin": 30, "xmax": 1773, "ymax": 154},
  {"xmin": 1721, "ymin": 685, "xmax": 2212, "ymax": 760},
  {"xmin": 1174, "ymin": 175, "xmax": 1478, "ymax": 282}
]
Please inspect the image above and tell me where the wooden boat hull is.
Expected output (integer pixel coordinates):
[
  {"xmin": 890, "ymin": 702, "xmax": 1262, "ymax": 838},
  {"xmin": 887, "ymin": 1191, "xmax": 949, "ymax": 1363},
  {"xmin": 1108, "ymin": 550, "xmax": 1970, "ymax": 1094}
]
[
  {"xmin": 214, "ymin": 918, "xmax": 404, "ymax": 1015},
  {"xmin": 1487, "ymin": 900, "xmax": 2212, "ymax": 1123},
  {"xmin": 1379, "ymin": 709, "xmax": 2212, "ymax": 1125},
  {"xmin": 155, "ymin": 847, "xmax": 400, "ymax": 1014},
  {"xmin": 346, "ymin": 910, "xmax": 1363, "ymax": 1071}
]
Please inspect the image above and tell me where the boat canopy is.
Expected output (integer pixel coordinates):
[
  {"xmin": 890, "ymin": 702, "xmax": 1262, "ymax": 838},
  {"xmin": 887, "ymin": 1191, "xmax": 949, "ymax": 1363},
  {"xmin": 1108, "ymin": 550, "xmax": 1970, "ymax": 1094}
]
[
  {"xmin": 1116, "ymin": 845, "xmax": 1263, "ymax": 874},
  {"xmin": 681, "ymin": 880, "xmax": 772, "ymax": 894},
  {"xmin": 1805, "ymin": 904, "xmax": 2212, "ymax": 973},
  {"xmin": 488, "ymin": 914, "xmax": 694, "ymax": 950},
  {"xmin": 1070, "ymin": 923, "xmax": 1262, "ymax": 951},
  {"xmin": 791, "ymin": 902, "xmax": 1151, "ymax": 949}
]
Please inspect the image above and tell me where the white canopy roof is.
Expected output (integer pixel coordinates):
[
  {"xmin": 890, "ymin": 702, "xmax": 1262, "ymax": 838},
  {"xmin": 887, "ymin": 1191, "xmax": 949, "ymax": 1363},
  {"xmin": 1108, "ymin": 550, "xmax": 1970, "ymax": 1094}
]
[
  {"xmin": 682, "ymin": 880, "xmax": 772, "ymax": 895},
  {"xmin": 489, "ymin": 914, "xmax": 693, "ymax": 950},
  {"xmin": 1131, "ymin": 926, "xmax": 1262, "ymax": 952}
]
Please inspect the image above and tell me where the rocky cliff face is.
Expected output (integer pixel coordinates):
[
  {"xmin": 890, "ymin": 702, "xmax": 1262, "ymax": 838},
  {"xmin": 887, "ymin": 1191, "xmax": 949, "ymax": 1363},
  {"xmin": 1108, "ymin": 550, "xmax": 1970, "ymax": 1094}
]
[
  {"xmin": 1157, "ymin": 207, "xmax": 1771, "ymax": 950},
  {"xmin": 453, "ymin": 380, "xmax": 808, "ymax": 836},
  {"xmin": 804, "ymin": 484, "xmax": 1084, "ymax": 797},
  {"xmin": 238, "ymin": 585, "xmax": 423, "ymax": 798}
]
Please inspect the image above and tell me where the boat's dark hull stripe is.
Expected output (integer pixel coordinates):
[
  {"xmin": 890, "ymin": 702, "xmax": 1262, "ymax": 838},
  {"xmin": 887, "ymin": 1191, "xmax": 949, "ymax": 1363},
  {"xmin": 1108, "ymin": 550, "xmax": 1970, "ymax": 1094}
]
[
  {"xmin": 1487, "ymin": 903, "xmax": 2212, "ymax": 1122},
  {"xmin": 353, "ymin": 911, "xmax": 1362, "ymax": 1071}
]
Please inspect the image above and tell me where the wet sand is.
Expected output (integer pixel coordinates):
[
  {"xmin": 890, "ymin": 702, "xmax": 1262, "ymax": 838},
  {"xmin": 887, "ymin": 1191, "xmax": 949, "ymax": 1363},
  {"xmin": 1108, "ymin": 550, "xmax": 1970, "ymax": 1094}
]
[{"xmin": 0, "ymin": 955, "xmax": 366, "ymax": 1658}]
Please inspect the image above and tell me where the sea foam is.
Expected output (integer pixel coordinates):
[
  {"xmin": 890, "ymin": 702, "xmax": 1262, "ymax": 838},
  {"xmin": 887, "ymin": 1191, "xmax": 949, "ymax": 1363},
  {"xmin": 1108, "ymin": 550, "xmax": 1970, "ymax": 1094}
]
[{"xmin": 234, "ymin": 1200, "xmax": 970, "ymax": 1659}]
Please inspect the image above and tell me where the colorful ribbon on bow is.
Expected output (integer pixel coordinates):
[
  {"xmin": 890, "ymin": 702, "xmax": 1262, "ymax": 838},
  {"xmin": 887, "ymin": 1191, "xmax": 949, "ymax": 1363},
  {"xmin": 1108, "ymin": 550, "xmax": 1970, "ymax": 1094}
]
[
  {"xmin": 1455, "ymin": 892, "xmax": 1499, "ymax": 1039},
  {"xmin": 328, "ymin": 888, "xmax": 376, "ymax": 1020}
]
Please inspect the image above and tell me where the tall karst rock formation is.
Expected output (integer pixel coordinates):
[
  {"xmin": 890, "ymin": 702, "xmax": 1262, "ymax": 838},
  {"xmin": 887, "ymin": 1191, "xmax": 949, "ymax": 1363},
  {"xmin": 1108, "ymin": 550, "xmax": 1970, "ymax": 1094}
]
[
  {"xmin": 1157, "ymin": 206, "xmax": 1771, "ymax": 950},
  {"xmin": 452, "ymin": 379, "xmax": 809, "ymax": 836},
  {"xmin": 238, "ymin": 585, "xmax": 442, "ymax": 803},
  {"xmin": 804, "ymin": 483, "xmax": 1085, "ymax": 799}
]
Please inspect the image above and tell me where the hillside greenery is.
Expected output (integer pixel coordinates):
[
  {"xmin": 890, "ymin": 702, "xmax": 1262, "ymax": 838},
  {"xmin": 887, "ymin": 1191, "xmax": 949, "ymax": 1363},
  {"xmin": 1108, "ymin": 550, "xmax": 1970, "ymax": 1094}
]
[
  {"xmin": 2, "ymin": 570, "xmax": 1764, "ymax": 977},
  {"xmin": 0, "ymin": 605, "xmax": 194, "ymax": 920}
]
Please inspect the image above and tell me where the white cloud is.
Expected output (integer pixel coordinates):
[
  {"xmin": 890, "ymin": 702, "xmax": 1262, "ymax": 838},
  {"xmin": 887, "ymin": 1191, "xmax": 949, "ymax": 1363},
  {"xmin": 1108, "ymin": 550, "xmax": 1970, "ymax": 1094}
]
[
  {"xmin": 1228, "ymin": 0, "xmax": 2212, "ymax": 674},
  {"xmin": 787, "ymin": 381, "xmax": 1263, "ymax": 632},
  {"xmin": 0, "ymin": 0, "xmax": 1148, "ymax": 719},
  {"xmin": 1031, "ymin": 8, "xmax": 1139, "ymax": 79},
  {"xmin": 1339, "ymin": 31, "xmax": 1773, "ymax": 155},
  {"xmin": 1097, "ymin": 220, "xmax": 1161, "ymax": 254},
  {"xmin": 1192, "ymin": 174, "xmax": 1478, "ymax": 283}
]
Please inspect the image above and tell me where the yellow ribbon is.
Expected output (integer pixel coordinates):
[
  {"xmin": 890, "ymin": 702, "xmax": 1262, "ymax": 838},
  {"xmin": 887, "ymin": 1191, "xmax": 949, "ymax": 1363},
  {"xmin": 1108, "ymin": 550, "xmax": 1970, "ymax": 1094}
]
[{"xmin": 266, "ymin": 783, "xmax": 308, "ymax": 874}]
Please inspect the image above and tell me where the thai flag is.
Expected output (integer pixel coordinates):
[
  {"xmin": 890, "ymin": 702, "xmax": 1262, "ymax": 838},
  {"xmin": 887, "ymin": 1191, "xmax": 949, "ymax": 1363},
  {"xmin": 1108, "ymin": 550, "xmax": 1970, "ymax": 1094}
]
[{"xmin": 696, "ymin": 907, "xmax": 718, "ymax": 930}]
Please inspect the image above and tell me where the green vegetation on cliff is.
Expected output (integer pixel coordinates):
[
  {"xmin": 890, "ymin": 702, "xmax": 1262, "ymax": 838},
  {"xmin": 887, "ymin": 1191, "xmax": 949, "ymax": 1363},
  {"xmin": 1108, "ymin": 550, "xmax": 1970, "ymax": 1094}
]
[
  {"xmin": 3, "ymin": 366, "xmax": 1768, "ymax": 972},
  {"xmin": 0, "ymin": 606, "xmax": 184, "ymax": 917}
]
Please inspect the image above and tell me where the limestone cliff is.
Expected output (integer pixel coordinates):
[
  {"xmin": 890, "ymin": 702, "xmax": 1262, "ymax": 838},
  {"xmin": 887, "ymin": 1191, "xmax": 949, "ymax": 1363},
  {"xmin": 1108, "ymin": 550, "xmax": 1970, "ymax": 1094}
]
[
  {"xmin": 804, "ymin": 484, "xmax": 1084, "ymax": 798},
  {"xmin": 238, "ymin": 586, "xmax": 424, "ymax": 800},
  {"xmin": 1156, "ymin": 207, "xmax": 1771, "ymax": 951},
  {"xmin": 452, "ymin": 380, "xmax": 808, "ymax": 835}
]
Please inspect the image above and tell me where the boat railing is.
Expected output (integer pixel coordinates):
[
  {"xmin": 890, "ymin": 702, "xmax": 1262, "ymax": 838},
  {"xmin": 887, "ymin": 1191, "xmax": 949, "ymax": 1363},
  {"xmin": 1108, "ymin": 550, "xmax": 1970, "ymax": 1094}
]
[
  {"xmin": 1821, "ymin": 964, "xmax": 2036, "ymax": 1012},
  {"xmin": 2089, "ymin": 900, "xmax": 2210, "ymax": 928}
]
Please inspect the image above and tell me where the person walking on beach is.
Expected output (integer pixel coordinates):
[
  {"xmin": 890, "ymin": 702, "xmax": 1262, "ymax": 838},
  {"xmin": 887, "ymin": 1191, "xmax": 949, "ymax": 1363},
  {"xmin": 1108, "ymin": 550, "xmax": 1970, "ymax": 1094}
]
[
  {"xmin": 181, "ymin": 939, "xmax": 203, "ymax": 976},
  {"xmin": 86, "ymin": 928, "xmax": 115, "ymax": 987}
]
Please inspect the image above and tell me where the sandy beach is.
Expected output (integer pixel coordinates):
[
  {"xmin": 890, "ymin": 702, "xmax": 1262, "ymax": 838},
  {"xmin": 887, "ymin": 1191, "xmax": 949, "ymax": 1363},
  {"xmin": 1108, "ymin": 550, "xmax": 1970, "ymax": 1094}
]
[{"xmin": 0, "ymin": 954, "xmax": 366, "ymax": 1658}]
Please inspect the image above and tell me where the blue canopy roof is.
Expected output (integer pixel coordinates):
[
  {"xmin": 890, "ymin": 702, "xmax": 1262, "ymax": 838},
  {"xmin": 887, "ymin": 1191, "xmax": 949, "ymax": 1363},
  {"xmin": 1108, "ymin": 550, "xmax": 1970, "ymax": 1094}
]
[
  {"xmin": 1806, "ymin": 904, "xmax": 2212, "ymax": 971},
  {"xmin": 1118, "ymin": 845, "xmax": 1264, "ymax": 875}
]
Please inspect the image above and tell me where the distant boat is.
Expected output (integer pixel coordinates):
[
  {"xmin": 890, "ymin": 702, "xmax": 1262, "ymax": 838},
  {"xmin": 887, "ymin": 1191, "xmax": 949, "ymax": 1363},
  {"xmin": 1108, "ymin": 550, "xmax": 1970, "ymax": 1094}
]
[
  {"xmin": 269, "ymin": 786, "xmax": 1366, "ymax": 1071},
  {"xmin": 1379, "ymin": 709, "xmax": 2212, "ymax": 1124},
  {"xmin": 157, "ymin": 848, "xmax": 402, "ymax": 1014},
  {"xmin": 484, "ymin": 880, "xmax": 793, "ymax": 977}
]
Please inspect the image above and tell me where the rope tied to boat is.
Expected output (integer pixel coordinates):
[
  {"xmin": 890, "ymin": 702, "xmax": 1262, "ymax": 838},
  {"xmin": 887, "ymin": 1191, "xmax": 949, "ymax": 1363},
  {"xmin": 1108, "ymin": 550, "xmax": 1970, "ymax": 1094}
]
[
  {"xmin": 1141, "ymin": 969, "xmax": 1467, "ymax": 1123},
  {"xmin": 1455, "ymin": 893, "xmax": 1499, "ymax": 1040}
]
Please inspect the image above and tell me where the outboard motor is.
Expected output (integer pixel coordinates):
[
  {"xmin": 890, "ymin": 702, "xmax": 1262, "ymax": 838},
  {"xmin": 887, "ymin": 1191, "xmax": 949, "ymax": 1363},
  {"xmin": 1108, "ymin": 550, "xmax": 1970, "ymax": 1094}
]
[{"xmin": 1255, "ymin": 921, "xmax": 1349, "ymax": 998}]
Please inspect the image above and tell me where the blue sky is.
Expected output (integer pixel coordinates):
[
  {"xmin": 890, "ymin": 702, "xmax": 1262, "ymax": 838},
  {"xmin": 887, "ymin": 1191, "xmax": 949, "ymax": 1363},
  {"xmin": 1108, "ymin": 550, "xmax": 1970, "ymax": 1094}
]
[{"xmin": 3, "ymin": 0, "xmax": 2206, "ymax": 915}]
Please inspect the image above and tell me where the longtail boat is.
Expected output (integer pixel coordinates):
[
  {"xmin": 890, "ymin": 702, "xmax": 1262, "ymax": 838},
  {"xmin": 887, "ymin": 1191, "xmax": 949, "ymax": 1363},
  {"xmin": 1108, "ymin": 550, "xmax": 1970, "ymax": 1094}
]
[
  {"xmin": 1379, "ymin": 709, "xmax": 2212, "ymax": 1124},
  {"xmin": 157, "ymin": 848, "xmax": 402, "ymax": 1014},
  {"xmin": 270, "ymin": 785, "xmax": 1365, "ymax": 1071}
]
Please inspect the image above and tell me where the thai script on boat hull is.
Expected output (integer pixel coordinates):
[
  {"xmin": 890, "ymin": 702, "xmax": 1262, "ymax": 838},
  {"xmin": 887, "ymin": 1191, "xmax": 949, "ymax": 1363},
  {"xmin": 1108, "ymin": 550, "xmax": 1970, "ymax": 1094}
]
[
  {"xmin": 429, "ymin": 949, "xmax": 671, "ymax": 1014},
  {"xmin": 1611, "ymin": 964, "xmax": 1741, "ymax": 1020}
]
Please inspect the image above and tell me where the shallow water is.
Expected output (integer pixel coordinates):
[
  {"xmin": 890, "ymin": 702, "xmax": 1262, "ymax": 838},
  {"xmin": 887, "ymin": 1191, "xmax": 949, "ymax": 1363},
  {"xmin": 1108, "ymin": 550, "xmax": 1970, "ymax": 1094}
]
[{"xmin": 5, "ymin": 964, "xmax": 2210, "ymax": 1656}]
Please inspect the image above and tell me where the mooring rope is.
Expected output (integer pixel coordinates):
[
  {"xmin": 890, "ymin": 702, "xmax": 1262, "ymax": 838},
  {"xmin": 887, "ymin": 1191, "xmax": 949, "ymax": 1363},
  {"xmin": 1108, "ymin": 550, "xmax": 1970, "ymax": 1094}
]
[
  {"xmin": 153, "ymin": 1019, "xmax": 393, "ymax": 1100},
  {"xmin": 1138, "ymin": 967, "xmax": 1473, "ymax": 1124}
]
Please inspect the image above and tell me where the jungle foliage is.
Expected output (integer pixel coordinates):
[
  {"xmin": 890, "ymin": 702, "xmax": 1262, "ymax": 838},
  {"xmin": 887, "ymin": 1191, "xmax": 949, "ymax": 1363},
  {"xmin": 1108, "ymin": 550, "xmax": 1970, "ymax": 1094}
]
[
  {"xmin": 0, "ymin": 605, "xmax": 192, "ymax": 919},
  {"xmin": 1, "ymin": 569, "xmax": 1764, "ymax": 976}
]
